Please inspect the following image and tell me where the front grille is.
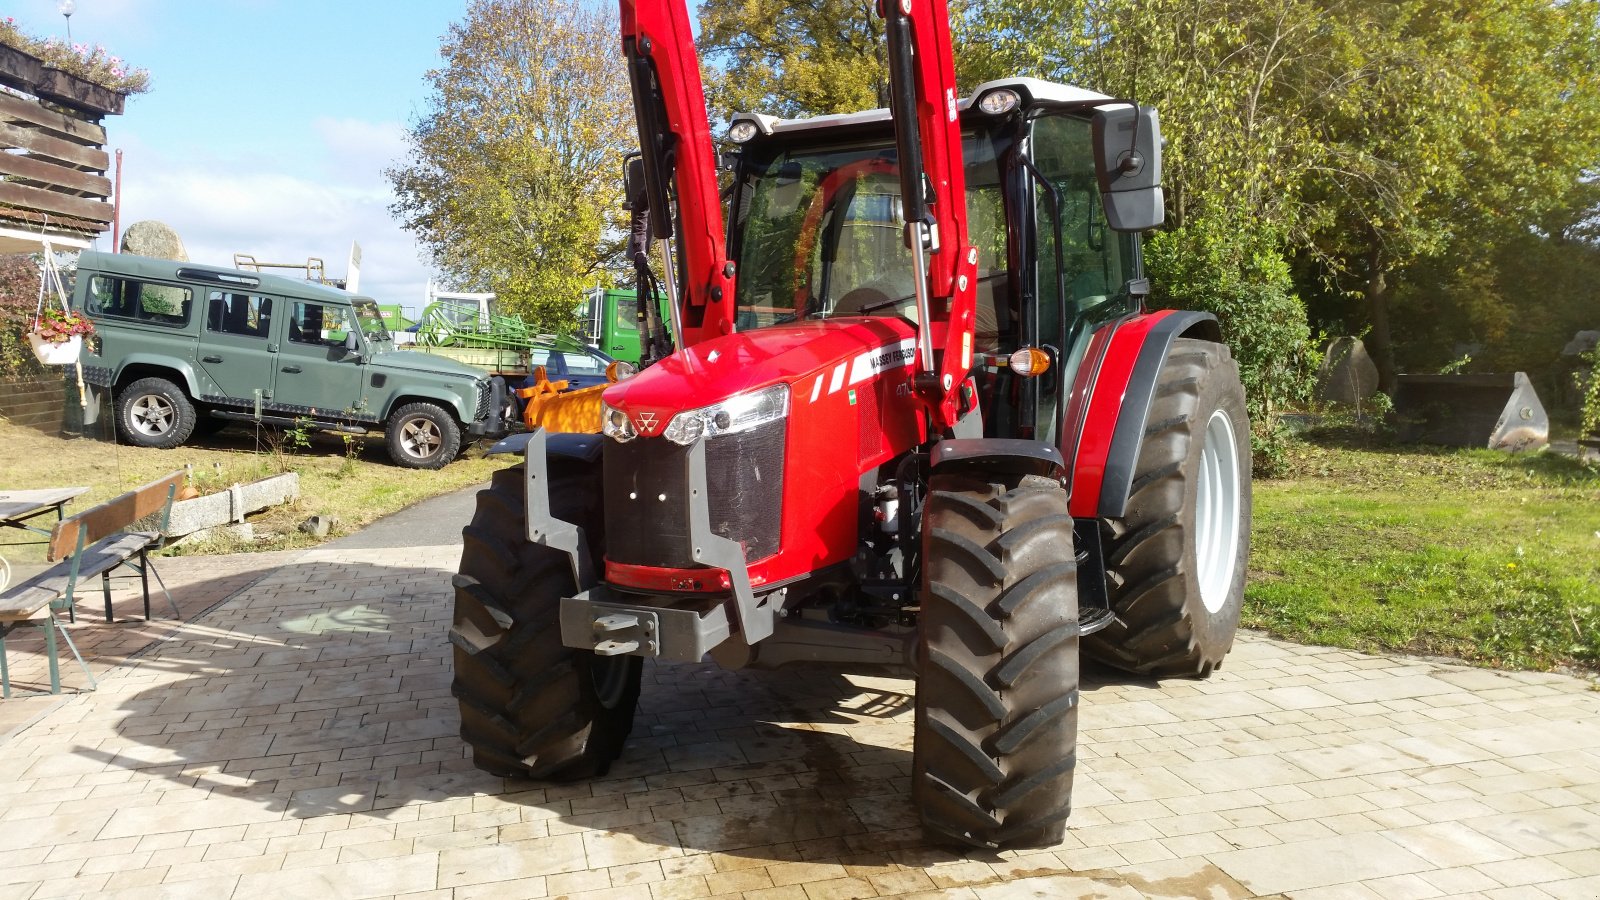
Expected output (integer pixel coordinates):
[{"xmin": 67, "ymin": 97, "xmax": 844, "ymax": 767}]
[
  {"xmin": 474, "ymin": 380, "xmax": 490, "ymax": 420},
  {"xmin": 605, "ymin": 419, "xmax": 785, "ymax": 568}
]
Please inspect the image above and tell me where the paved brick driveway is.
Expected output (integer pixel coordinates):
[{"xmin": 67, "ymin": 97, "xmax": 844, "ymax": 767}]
[{"xmin": 1, "ymin": 535, "xmax": 1598, "ymax": 899}]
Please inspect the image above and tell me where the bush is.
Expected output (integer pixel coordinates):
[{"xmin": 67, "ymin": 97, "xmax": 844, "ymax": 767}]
[
  {"xmin": 0, "ymin": 255, "xmax": 47, "ymax": 380},
  {"xmin": 1145, "ymin": 222, "xmax": 1319, "ymax": 419}
]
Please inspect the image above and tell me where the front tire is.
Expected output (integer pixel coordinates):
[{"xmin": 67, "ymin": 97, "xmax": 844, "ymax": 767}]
[
  {"xmin": 116, "ymin": 377, "xmax": 196, "ymax": 449},
  {"xmin": 915, "ymin": 474, "xmax": 1080, "ymax": 849},
  {"xmin": 385, "ymin": 402, "xmax": 462, "ymax": 469},
  {"xmin": 1084, "ymin": 338, "xmax": 1251, "ymax": 677},
  {"xmin": 451, "ymin": 463, "xmax": 641, "ymax": 779}
]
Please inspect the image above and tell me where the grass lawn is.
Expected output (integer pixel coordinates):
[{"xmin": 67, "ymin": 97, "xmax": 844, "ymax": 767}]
[
  {"xmin": 1247, "ymin": 435, "xmax": 1600, "ymax": 672},
  {"xmin": 0, "ymin": 419, "xmax": 514, "ymax": 567}
]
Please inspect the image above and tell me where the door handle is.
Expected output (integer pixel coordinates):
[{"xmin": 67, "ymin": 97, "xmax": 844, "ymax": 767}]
[
  {"xmin": 281, "ymin": 365, "xmax": 302, "ymax": 374},
  {"xmin": 202, "ymin": 355, "xmax": 223, "ymax": 363},
  {"xmin": 611, "ymin": 345, "xmax": 625, "ymax": 351}
]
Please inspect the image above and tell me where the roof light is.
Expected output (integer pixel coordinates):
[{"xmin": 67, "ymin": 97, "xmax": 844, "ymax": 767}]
[
  {"xmin": 728, "ymin": 120, "xmax": 759, "ymax": 143},
  {"xmin": 978, "ymin": 89, "xmax": 1020, "ymax": 115},
  {"xmin": 1009, "ymin": 347, "xmax": 1051, "ymax": 377}
]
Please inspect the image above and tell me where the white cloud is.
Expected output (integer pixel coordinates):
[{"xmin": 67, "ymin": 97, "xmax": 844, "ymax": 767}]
[{"xmin": 112, "ymin": 119, "xmax": 438, "ymax": 315}]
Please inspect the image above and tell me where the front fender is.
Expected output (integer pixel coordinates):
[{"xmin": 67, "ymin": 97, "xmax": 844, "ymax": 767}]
[
  {"xmin": 384, "ymin": 386, "xmax": 477, "ymax": 424},
  {"xmin": 1063, "ymin": 309, "xmax": 1220, "ymax": 518}
]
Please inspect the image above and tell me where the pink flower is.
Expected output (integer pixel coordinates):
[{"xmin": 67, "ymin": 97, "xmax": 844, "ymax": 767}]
[{"xmin": 110, "ymin": 67, "xmax": 124, "ymax": 77}]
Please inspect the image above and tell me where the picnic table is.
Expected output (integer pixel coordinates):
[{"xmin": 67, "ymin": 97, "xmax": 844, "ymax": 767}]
[{"xmin": 0, "ymin": 487, "xmax": 90, "ymax": 541}]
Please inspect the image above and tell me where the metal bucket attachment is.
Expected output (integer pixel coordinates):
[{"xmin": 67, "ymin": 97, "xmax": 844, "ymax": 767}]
[{"xmin": 1391, "ymin": 372, "xmax": 1548, "ymax": 451}]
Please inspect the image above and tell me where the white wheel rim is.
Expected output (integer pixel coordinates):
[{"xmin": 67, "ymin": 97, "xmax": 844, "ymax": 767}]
[
  {"xmin": 401, "ymin": 417, "xmax": 441, "ymax": 458},
  {"xmin": 130, "ymin": 395, "xmax": 175, "ymax": 436},
  {"xmin": 1195, "ymin": 408, "xmax": 1242, "ymax": 614}
]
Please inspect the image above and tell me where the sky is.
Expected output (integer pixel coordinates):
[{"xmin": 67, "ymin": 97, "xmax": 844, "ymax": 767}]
[{"xmin": 7, "ymin": 0, "xmax": 473, "ymax": 315}]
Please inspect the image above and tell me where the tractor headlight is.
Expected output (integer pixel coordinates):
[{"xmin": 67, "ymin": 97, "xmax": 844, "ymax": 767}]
[
  {"xmin": 602, "ymin": 402, "xmax": 637, "ymax": 442},
  {"xmin": 662, "ymin": 383, "xmax": 788, "ymax": 446},
  {"xmin": 728, "ymin": 120, "xmax": 759, "ymax": 143}
]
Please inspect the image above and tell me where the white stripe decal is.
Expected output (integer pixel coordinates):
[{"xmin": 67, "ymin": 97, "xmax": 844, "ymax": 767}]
[
  {"xmin": 829, "ymin": 363, "xmax": 846, "ymax": 394},
  {"xmin": 809, "ymin": 376, "xmax": 823, "ymax": 403}
]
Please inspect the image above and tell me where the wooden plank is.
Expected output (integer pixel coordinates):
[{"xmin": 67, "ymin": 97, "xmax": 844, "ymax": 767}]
[
  {"xmin": 0, "ymin": 181, "xmax": 113, "ymax": 226},
  {"xmin": 0, "ymin": 205, "xmax": 104, "ymax": 234},
  {"xmin": 48, "ymin": 471, "xmax": 183, "ymax": 562},
  {"xmin": 0, "ymin": 91, "xmax": 107, "ymax": 146},
  {"xmin": 0, "ymin": 122, "xmax": 108, "ymax": 170},
  {"xmin": 0, "ymin": 532, "xmax": 154, "ymax": 618},
  {"xmin": 0, "ymin": 152, "xmax": 111, "ymax": 198}
]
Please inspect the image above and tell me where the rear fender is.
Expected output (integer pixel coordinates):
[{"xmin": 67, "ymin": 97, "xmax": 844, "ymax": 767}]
[
  {"xmin": 1064, "ymin": 310, "xmax": 1220, "ymax": 518},
  {"xmin": 115, "ymin": 355, "xmax": 202, "ymax": 398}
]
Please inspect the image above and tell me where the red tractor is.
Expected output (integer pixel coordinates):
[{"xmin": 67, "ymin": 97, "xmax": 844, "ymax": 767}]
[{"xmin": 450, "ymin": 0, "xmax": 1250, "ymax": 849}]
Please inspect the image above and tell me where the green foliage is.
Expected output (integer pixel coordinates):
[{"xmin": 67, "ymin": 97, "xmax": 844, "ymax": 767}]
[
  {"xmin": 0, "ymin": 17, "xmax": 151, "ymax": 95},
  {"xmin": 387, "ymin": 0, "xmax": 631, "ymax": 333},
  {"xmin": 1579, "ymin": 348, "xmax": 1600, "ymax": 440},
  {"xmin": 698, "ymin": 0, "xmax": 888, "ymax": 119},
  {"xmin": 0, "ymin": 255, "xmax": 47, "ymax": 380}
]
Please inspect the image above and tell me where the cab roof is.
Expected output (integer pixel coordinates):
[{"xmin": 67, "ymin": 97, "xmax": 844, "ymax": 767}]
[{"xmin": 728, "ymin": 77, "xmax": 1113, "ymax": 141}]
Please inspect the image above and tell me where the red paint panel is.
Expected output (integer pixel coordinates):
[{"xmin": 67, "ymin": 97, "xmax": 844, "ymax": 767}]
[
  {"xmin": 607, "ymin": 561, "xmax": 732, "ymax": 594},
  {"xmin": 1066, "ymin": 310, "xmax": 1174, "ymax": 518}
]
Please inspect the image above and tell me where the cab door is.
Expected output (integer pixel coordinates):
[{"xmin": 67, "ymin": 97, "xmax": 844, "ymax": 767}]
[
  {"xmin": 273, "ymin": 300, "xmax": 364, "ymax": 416},
  {"xmin": 197, "ymin": 290, "xmax": 278, "ymax": 406}
]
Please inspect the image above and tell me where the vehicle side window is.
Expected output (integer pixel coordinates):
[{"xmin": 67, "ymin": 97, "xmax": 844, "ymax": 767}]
[
  {"xmin": 206, "ymin": 291, "xmax": 273, "ymax": 339},
  {"xmin": 85, "ymin": 275, "xmax": 192, "ymax": 327},
  {"xmin": 288, "ymin": 301, "xmax": 352, "ymax": 347},
  {"xmin": 562, "ymin": 351, "xmax": 607, "ymax": 376}
]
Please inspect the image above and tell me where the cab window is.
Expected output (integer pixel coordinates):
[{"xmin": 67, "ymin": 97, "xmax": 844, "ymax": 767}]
[
  {"xmin": 289, "ymin": 302, "xmax": 353, "ymax": 347},
  {"xmin": 207, "ymin": 291, "xmax": 273, "ymax": 339},
  {"xmin": 85, "ymin": 275, "xmax": 192, "ymax": 327}
]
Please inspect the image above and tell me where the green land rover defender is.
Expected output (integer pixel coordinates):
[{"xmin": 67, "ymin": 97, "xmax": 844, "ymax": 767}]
[{"xmin": 73, "ymin": 251, "xmax": 504, "ymax": 469}]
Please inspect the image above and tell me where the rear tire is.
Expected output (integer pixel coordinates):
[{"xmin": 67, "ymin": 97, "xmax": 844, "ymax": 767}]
[
  {"xmin": 116, "ymin": 377, "xmax": 196, "ymax": 449},
  {"xmin": 451, "ymin": 462, "xmax": 641, "ymax": 780},
  {"xmin": 1084, "ymin": 338, "xmax": 1251, "ymax": 678},
  {"xmin": 915, "ymin": 473, "xmax": 1079, "ymax": 849}
]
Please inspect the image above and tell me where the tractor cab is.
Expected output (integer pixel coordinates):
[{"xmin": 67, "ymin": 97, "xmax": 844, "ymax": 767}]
[{"xmin": 723, "ymin": 77, "xmax": 1146, "ymax": 445}]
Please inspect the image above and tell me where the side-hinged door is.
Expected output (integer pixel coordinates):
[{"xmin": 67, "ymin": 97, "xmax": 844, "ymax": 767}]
[
  {"xmin": 1028, "ymin": 113, "xmax": 1141, "ymax": 442},
  {"xmin": 197, "ymin": 289, "xmax": 279, "ymax": 408},
  {"xmin": 273, "ymin": 299, "xmax": 365, "ymax": 417}
]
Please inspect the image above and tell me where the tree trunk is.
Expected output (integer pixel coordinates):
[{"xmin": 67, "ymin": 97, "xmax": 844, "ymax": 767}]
[{"xmin": 1364, "ymin": 245, "xmax": 1398, "ymax": 395}]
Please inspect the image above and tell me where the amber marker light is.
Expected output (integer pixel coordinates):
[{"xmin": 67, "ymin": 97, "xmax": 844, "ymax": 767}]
[{"xmin": 1009, "ymin": 347, "xmax": 1052, "ymax": 377}]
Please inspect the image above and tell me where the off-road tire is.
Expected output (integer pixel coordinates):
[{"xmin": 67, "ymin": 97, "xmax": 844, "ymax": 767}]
[
  {"xmin": 116, "ymin": 377, "xmax": 197, "ymax": 449},
  {"xmin": 385, "ymin": 402, "xmax": 461, "ymax": 469},
  {"xmin": 915, "ymin": 473, "xmax": 1080, "ymax": 849},
  {"xmin": 451, "ymin": 462, "xmax": 641, "ymax": 780},
  {"xmin": 1084, "ymin": 338, "xmax": 1251, "ymax": 678}
]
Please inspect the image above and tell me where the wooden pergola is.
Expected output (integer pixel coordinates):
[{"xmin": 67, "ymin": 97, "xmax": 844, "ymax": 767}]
[{"xmin": 0, "ymin": 43, "xmax": 124, "ymax": 256}]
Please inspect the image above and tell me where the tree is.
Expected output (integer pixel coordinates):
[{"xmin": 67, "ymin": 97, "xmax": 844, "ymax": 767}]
[
  {"xmin": 386, "ymin": 0, "xmax": 632, "ymax": 331},
  {"xmin": 1297, "ymin": 0, "xmax": 1600, "ymax": 392},
  {"xmin": 698, "ymin": 0, "xmax": 889, "ymax": 120}
]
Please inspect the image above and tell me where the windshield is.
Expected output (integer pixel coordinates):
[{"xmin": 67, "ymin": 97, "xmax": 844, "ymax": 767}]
[
  {"xmin": 352, "ymin": 299, "xmax": 393, "ymax": 343},
  {"xmin": 733, "ymin": 134, "xmax": 1006, "ymax": 336}
]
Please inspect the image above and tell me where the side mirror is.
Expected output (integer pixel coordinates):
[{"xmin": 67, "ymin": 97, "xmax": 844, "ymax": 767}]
[
  {"xmin": 623, "ymin": 154, "xmax": 647, "ymax": 212},
  {"xmin": 344, "ymin": 332, "xmax": 360, "ymax": 352},
  {"xmin": 1092, "ymin": 105, "xmax": 1165, "ymax": 232}
]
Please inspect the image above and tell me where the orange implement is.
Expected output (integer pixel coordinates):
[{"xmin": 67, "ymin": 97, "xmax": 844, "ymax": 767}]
[{"xmin": 517, "ymin": 367, "xmax": 608, "ymax": 433}]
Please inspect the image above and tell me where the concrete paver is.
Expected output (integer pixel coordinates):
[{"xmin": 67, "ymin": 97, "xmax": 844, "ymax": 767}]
[{"xmin": 0, "ymin": 492, "xmax": 1597, "ymax": 899}]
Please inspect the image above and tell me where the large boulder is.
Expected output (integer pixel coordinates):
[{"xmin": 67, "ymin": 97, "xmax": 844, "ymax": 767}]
[
  {"xmin": 1315, "ymin": 336, "xmax": 1379, "ymax": 406},
  {"xmin": 120, "ymin": 221, "xmax": 188, "ymax": 261}
]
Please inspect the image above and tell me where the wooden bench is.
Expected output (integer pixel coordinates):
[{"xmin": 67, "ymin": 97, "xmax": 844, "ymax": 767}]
[{"xmin": 0, "ymin": 471, "xmax": 183, "ymax": 697}]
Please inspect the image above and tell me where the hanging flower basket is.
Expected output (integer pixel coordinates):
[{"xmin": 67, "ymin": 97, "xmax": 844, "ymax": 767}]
[
  {"xmin": 28, "ymin": 331, "xmax": 83, "ymax": 365},
  {"xmin": 28, "ymin": 307, "xmax": 94, "ymax": 365}
]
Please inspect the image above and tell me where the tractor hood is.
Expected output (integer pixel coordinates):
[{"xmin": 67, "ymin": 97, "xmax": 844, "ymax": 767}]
[{"xmin": 602, "ymin": 317, "xmax": 918, "ymax": 431}]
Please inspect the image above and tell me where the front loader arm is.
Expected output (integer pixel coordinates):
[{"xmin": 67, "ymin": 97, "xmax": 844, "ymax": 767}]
[
  {"xmin": 882, "ymin": 0, "xmax": 978, "ymax": 432},
  {"xmin": 620, "ymin": 0, "xmax": 736, "ymax": 349}
]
